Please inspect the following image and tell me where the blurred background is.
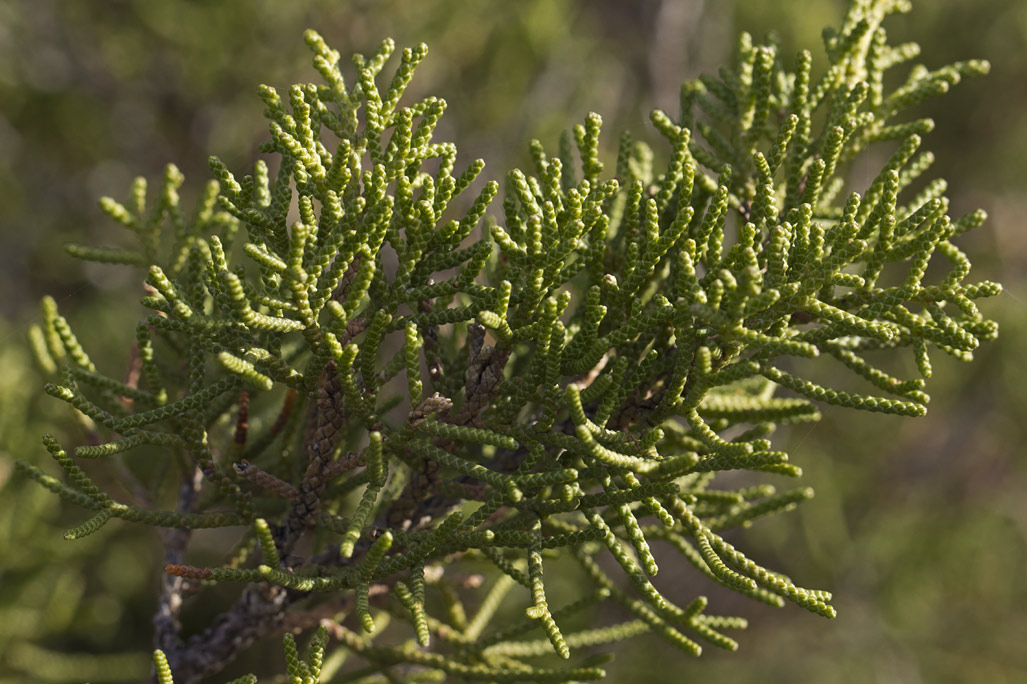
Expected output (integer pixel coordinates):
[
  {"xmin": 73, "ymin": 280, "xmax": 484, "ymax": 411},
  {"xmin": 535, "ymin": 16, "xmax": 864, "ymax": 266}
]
[{"xmin": 0, "ymin": 0, "xmax": 1024, "ymax": 682}]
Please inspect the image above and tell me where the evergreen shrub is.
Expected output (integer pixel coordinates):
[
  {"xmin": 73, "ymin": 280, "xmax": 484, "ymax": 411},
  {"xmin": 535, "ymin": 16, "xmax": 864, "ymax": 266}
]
[{"xmin": 20, "ymin": 0, "xmax": 1000, "ymax": 681}]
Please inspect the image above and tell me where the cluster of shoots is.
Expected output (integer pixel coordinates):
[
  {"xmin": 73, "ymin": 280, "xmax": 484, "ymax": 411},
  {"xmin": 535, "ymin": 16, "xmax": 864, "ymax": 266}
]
[{"xmin": 21, "ymin": 0, "xmax": 999, "ymax": 681}]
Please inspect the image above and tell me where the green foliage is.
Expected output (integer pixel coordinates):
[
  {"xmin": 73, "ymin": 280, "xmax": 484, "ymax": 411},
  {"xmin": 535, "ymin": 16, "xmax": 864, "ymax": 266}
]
[{"xmin": 16, "ymin": 0, "xmax": 1001, "ymax": 681}]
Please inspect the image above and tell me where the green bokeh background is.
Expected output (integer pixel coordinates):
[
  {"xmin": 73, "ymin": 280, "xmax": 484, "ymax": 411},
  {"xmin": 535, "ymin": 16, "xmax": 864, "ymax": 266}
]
[{"xmin": 1, "ymin": 1, "xmax": 1024, "ymax": 682}]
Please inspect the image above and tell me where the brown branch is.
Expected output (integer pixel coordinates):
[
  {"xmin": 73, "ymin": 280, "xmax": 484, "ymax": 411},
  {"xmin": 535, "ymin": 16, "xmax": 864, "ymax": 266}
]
[
  {"xmin": 321, "ymin": 451, "xmax": 364, "ymax": 482},
  {"xmin": 161, "ymin": 583, "xmax": 289, "ymax": 684},
  {"xmin": 153, "ymin": 466, "xmax": 202, "ymax": 658},
  {"xmin": 294, "ymin": 365, "xmax": 345, "ymax": 517},
  {"xmin": 385, "ymin": 323, "xmax": 513, "ymax": 531},
  {"xmin": 339, "ymin": 316, "xmax": 370, "ymax": 347},
  {"xmin": 164, "ymin": 564, "xmax": 213, "ymax": 580},
  {"xmin": 418, "ymin": 290, "xmax": 445, "ymax": 388},
  {"xmin": 456, "ymin": 323, "xmax": 511, "ymax": 428},
  {"xmin": 122, "ymin": 343, "xmax": 141, "ymax": 410},
  {"xmin": 333, "ymin": 255, "xmax": 363, "ymax": 302},
  {"xmin": 234, "ymin": 392, "xmax": 250, "ymax": 448},
  {"xmin": 233, "ymin": 460, "xmax": 302, "ymax": 502}
]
